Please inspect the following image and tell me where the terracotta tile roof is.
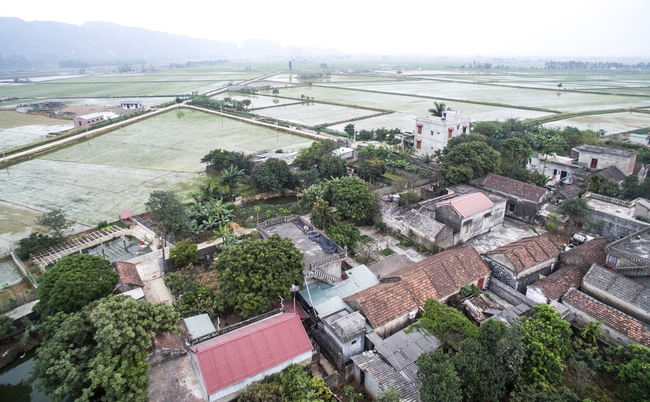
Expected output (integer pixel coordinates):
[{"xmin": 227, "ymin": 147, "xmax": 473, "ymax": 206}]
[
  {"xmin": 484, "ymin": 235, "xmax": 560, "ymax": 273},
  {"xmin": 562, "ymin": 288, "xmax": 650, "ymax": 347},
  {"xmin": 345, "ymin": 246, "xmax": 490, "ymax": 329},
  {"xmin": 480, "ymin": 173, "xmax": 548, "ymax": 202},
  {"xmin": 564, "ymin": 238, "xmax": 608, "ymax": 266},
  {"xmin": 436, "ymin": 192, "xmax": 494, "ymax": 218},
  {"xmin": 189, "ymin": 314, "xmax": 312, "ymax": 395},
  {"xmin": 113, "ymin": 261, "xmax": 144, "ymax": 287},
  {"xmin": 530, "ymin": 266, "xmax": 585, "ymax": 301}
]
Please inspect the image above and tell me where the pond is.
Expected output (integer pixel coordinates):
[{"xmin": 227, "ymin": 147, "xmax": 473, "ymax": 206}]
[
  {"xmin": 0, "ymin": 350, "xmax": 49, "ymax": 401},
  {"xmin": 0, "ymin": 258, "xmax": 23, "ymax": 288}
]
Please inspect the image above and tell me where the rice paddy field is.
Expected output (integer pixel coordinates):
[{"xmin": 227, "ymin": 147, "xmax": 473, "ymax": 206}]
[{"xmin": 1, "ymin": 60, "xmax": 650, "ymax": 255}]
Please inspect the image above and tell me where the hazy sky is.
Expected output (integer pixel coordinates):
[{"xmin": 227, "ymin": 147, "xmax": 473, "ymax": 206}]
[{"xmin": 3, "ymin": 0, "xmax": 650, "ymax": 58}]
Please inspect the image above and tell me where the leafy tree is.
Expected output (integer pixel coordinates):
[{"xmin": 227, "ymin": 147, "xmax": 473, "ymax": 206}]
[
  {"xmin": 441, "ymin": 165, "xmax": 474, "ymax": 185},
  {"xmin": 324, "ymin": 176, "xmax": 376, "ymax": 222},
  {"xmin": 521, "ymin": 303, "xmax": 572, "ymax": 386},
  {"xmin": 500, "ymin": 137, "xmax": 532, "ymax": 181},
  {"xmin": 251, "ymin": 158, "xmax": 294, "ymax": 192},
  {"xmin": 358, "ymin": 159, "xmax": 387, "ymax": 182},
  {"xmin": 14, "ymin": 233, "xmax": 62, "ymax": 260},
  {"xmin": 416, "ymin": 299, "xmax": 479, "ymax": 351},
  {"xmin": 272, "ymin": 88, "xmax": 280, "ymax": 96},
  {"xmin": 509, "ymin": 383, "xmax": 580, "ymax": 402},
  {"xmin": 241, "ymin": 99, "xmax": 252, "ymax": 108},
  {"xmin": 35, "ymin": 208, "xmax": 72, "ymax": 238},
  {"xmin": 344, "ymin": 123, "xmax": 355, "ymax": 137},
  {"xmin": 295, "ymin": 168, "xmax": 321, "ymax": 189},
  {"xmin": 557, "ymin": 197, "xmax": 590, "ymax": 231},
  {"xmin": 622, "ymin": 174, "xmax": 641, "ymax": 200},
  {"xmin": 357, "ymin": 129, "xmax": 374, "ymax": 141},
  {"xmin": 444, "ymin": 133, "xmax": 488, "ymax": 154},
  {"xmin": 169, "ymin": 239, "xmax": 198, "ymax": 267},
  {"xmin": 217, "ymin": 164, "xmax": 245, "ymax": 201},
  {"xmin": 398, "ymin": 189, "xmax": 421, "ymax": 206},
  {"xmin": 418, "ymin": 349, "xmax": 462, "ymax": 402},
  {"xmin": 326, "ymin": 222, "xmax": 360, "ymax": 253},
  {"xmin": 188, "ymin": 198, "xmax": 233, "ymax": 234},
  {"xmin": 298, "ymin": 183, "xmax": 326, "ymax": 210},
  {"xmin": 31, "ymin": 296, "xmax": 180, "ymax": 402},
  {"xmin": 238, "ymin": 381, "xmax": 284, "ymax": 402},
  {"xmin": 201, "ymin": 149, "xmax": 251, "ymax": 171},
  {"xmin": 579, "ymin": 321, "xmax": 607, "ymax": 348},
  {"xmin": 294, "ymin": 140, "xmax": 339, "ymax": 171},
  {"xmin": 531, "ymin": 171, "xmax": 550, "ymax": 188},
  {"xmin": 35, "ymin": 254, "xmax": 118, "ymax": 318},
  {"xmin": 311, "ymin": 199, "xmax": 337, "ymax": 231},
  {"xmin": 145, "ymin": 190, "xmax": 190, "ymax": 239},
  {"xmin": 377, "ymin": 387, "xmax": 402, "ymax": 402},
  {"xmin": 441, "ymin": 141, "xmax": 501, "ymax": 180},
  {"xmin": 318, "ymin": 154, "xmax": 348, "ymax": 179},
  {"xmin": 0, "ymin": 315, "xmax": 15, "ymax": 337},
  {"xmin": 605, "ymin": 344, "xmax": 650, "ymax": 401},
  {"xmin": 213, "ymin": 235, "xmax": 304, "ymax": 318},
  {"xmin": 428, "ymin": 101, "xmax": 449, "ymax": 117}
]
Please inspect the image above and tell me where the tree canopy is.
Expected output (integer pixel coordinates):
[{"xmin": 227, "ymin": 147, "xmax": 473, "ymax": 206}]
[
  {"xmin": 441, "ymin": 141, "xmax": 501, "ymax": 182},
  {"xmin": 358, "ymin": 159, "xmax": 387, "ymax": 182},
  {"xmin": 145, "ymin": 190, "xmax": 190, "ymax": 237},
  {"xmin": 318, "ymin": 154, "xmax": 348, "ymax": 179},
  {"xmin": 557, "ymin": 197, "xmax": 590, "ymax": 229},
  {"xmin": 31, "ymin": 296, "xmax": 180, "ymax": 402},
  {"xmin": 418, "ymin": 349, "xmax": 462, "ymax": 402},
  {"xmin": 251, "ymin": 158, "xmax": 294, "ymax": 192},
  {"xmin": 35, "ymin": 254, "xmax": 118, "ymax": 318},
  {"xmin": 324, "ymin": 176, "xmax": 376, "ymax": 222},
  {"xmin": 35, "ymin": 208, "xmax": 72, "ymax": 238},
  {"xmin": 213, "ymin": 234, "xmax": 304, "ymax": 318},
  {"xmin": 200, "ymin": 148, "xmax": 251, "ymax": 171}
]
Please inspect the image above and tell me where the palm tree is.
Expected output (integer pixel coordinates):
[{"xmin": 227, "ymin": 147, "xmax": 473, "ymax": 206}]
[
  {"xmin": 579, "ymin": 321, "xmax": 606, "ymax": 348},
  {"xmin": 428, "ymin": 102, "xmax": 449, "ymax": 117},
  {"xmin": 217, "ymin": 165, "xmax": 245, "ymax": 201}
]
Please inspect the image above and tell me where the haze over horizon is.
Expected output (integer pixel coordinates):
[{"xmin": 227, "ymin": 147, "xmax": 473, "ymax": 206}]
[{"xmin": 2, "ymin": 0, "xmax": 650, "ymax": 59}]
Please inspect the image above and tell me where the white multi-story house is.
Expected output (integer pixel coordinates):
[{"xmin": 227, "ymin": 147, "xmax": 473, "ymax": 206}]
[{"xmin": 412, "ymin": 111, "xmax": 470, "ymax": 155}]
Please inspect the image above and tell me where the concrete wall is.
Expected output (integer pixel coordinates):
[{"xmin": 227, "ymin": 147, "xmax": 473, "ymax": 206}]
[
  {"xmin": 489, "ymin": 278, "xmax": 537, "ymax": 307},
  {"xmin": 413, "ymin": 113, "xmax": 470, "ymax": 155},
  {"xmin": 635, "ymin": 202, "xmax": 650, "ymax": 220},
  {"xmin": 561, "ymin": 301, "xmax": 636, "ymax": 348},
  {"xmin": 375, "ymin": 310, "xmax": 418, "ymax": 339},
  {"xmin": 526, "ymin": 286, "xmax": 549, "ymax": 304},
  {"xmin": 581, "ymin": 282, "xmax": 650, "ymax": 325},
  {"xmin": 321, "ymin": 324, "xmax": 364, "ymax": 367},
  {"xmin": 586, "ymin": 209, "xmax": 649, "ymax": 239},
  {"xmin": 576, "ymin": 150, "xmax": 635, "ymax": 175},
  {"xmin": 505, "ymin": 197, "xmax": 540, "ymax": 223}
]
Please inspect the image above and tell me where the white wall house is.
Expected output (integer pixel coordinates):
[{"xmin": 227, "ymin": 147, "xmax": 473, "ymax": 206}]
[{"xmin": 413, "ymin": 111, "xmax": 470, "ymax": 155}]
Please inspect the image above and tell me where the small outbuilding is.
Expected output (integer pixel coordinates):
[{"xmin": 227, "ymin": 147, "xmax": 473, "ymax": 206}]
[
  {"xmin": 113, "ymin": 261, "xmax": 145, "ymax": 297},
  {"xmin": 121, "ymin": 100, "xmax": 143, "ymax": 109},
  {"xmin": 73, "ymin": 112, "xmax": 106, "ymax": 128},
  {"xmin": 474, "ymin": 173, "xmax": 550, "ymax": 223}
]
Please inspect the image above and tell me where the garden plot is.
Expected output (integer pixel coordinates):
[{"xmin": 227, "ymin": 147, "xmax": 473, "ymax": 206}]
[
  {"xmin": 1, "ymin": 123, "xmax": 73, "ymax": 151},
  {"xmin": 252, "ymin": 102, "xmax": 379, "ymax": 127},
  {"xmin": 543, "ymin": 112, "xmax": 650, "ymax": 135},
  {"xmin": 224, "ymin": 94, "xmax": 297, "ymax": 109}
]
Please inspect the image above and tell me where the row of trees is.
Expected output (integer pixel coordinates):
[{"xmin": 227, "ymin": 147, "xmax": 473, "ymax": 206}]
[{"xmin": 416, "ymin": 299, "xmax": 650, "ymax": 402}]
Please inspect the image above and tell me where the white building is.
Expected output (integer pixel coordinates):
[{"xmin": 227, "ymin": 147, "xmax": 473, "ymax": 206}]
[
  {"xmin": 412, "ymin": 111, "xmax": 470, "ymax": 155},
  {"xmin": 72, "ymin": 112, "xmax": 106, "ymax": 128}
]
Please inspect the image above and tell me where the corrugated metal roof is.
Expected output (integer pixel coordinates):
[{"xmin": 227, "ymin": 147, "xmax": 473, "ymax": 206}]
[
  {"xmin": 183, "ymin": 314, "xmax": 216, "ymax": 340},
  {"xmin": 314, "ymin": 296, "xmax": 352, "ymax": 317},
  {"xmin": 189, "ymin": 314, "xmax": 312, "ymax": 395},
  {"xmin": 436, "ymin": 192, "xmax": 494, "ymax": 218},
  {"xmin": 299, "ymin": 264, "xmax": 379, "ymax": 307}
]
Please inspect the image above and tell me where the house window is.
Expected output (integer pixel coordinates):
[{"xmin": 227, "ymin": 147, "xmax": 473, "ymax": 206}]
[
  {"xmin": 351, "ymin": 340, "xmax": 357, "ymax": 345},
  {"xmin": 607, "ymin": 255, "xmax": 618, "ymax": 269},
  {"xmin": 430, "ymin": 130, "xmax": 434, "ymax": 136},
  {"xmin": 416, "ymin": 139, "xmax": 421, "ymax": 150},
  {"xmin": 590, "ymin": 158, "xmax": 598, "ymax": 169},
  {"xmin": 417, "ymin": 124, "xmax": 423, "ymax": 134},
  {"xmin": 448, "ymin": 128, "xmax": 454, "ymax": 139},
  {"xmin": 508, "ymin": 203, "xmax": 516, "ymax": 213},
  {"xmin": 462, "ymin": 125, "xmax": 468, "ymax": 134}
]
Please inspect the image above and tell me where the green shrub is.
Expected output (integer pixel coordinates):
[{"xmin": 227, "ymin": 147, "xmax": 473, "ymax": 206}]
[
  {"xmin": 0, "ymin": 316, "xmax": 16, "ymax": 337},
  {"xmin": 460, "ymin": 284, "xmax": 481, "ymax": 298},
  {"xmin": 170, "ymin": 239, "xmax": 198, "ymax": 267}
]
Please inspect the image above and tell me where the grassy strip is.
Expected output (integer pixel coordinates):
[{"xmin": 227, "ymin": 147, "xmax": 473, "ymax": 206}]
[
  {"xmin": 522, "ymin": 108, "xmax": 630, "ymax": 125},
  {"xmin": 322, "ymin": 111, "xmax": 393, "ymax": 128},
  {"xmin": 252, "ymin": 92, "xmax": 393, "ymax": 113}
]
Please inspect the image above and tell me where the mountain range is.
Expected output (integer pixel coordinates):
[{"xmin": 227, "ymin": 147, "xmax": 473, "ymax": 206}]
[{"xmin": 0, "ymin": 17, "xmax": 338, "ymax": 69}]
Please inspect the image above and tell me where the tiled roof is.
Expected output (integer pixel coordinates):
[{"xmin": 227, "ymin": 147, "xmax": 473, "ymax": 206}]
[
  {"xmin": 480, "ymin": 173, "xmax": 548, "ymax": 202},
  {"xmin": 530, "ymin": 266, "xmax": 585, "ymax": 301},
  {"xmin": 556, "ymin": 185, "xmax": 582, "ymax": 199},
  {"xmin": 483, "ymin": 235, "xmax": 560, "ymax": 273},
  {"xmin": 345, "ymin": 246, "xmax": 490, "ymax": 329},
  {"xmin": 564, "ymin": 238, "xmax": 608, "ymax": 266},
  {"xmin": 562, "ymin": 288, "xmax": 650, "ymax": 347},
  {"xmin": 189, "ymin": 314, "xmax": 312, "ymax": 395},
  {"xmin": 436, "ymin": 192, "xmax": 494, "ymax": 218},
  {"xmin": 113, "ymin": 261, "xmax": 144, "ymax": 287},
  {"xmin": 403, "ymin": 209, "xmax": 446, "ymax": 237},
  {"xmin": 583, "ymin": 264, "xmax": 650, "ymax": 312},
  {"xmin": 594, "ymin": 166, "xmax": 626, "ymax": 182}
]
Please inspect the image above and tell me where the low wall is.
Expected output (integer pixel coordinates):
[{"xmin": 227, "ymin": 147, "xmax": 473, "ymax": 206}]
[{"xmin": 489, "ymin": 278, "xmax": 537, "ymax": 307}]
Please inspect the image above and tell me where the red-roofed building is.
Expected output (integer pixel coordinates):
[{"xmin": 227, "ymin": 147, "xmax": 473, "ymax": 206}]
[
  {"xmin": 189, "ymin": 313, "xmax": 313, "ymax": 402},
  {"xmin": 483, "ymin": 235, "xmax": 560, "ymax": 293},
  {"xmin": 112, "ymin": 262, "xmax": 145, "ymax": 297},
  {"xmin": 424, "ymin": 190, "xmax": 506, "ymax": 245}
]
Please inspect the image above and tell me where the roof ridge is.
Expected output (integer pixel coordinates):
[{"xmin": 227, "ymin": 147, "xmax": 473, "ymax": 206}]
[{"xmin": 631, "ymin": 285, "xmax": 645, "ymax": 303}]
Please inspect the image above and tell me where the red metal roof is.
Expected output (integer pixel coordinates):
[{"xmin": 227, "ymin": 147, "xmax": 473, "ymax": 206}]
[
  {"xmin": 189, "ymin": 313, "xmax": 312, "ymax": 395},
  {"xmin": 437, "ymin": 192, "xmax": 494, "ymax": 218}
]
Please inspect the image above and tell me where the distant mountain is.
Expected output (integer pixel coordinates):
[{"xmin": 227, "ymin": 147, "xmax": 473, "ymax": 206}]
[{"xmin": 0, "ymin": 18, "xmax": 338, "ymax": 69}]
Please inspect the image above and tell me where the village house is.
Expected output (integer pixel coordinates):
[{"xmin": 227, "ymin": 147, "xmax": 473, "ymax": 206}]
[
  {"xmin": 72, "ymin": 112, "xmax": 106, "ymax": 128},
  {"xmin": 581, "ymin": 263, "xmax": 650, "ymax": 324},
  {"xmin": 474, "ymin": 173, "xmax": 550, "ymax": 223},
  {"xmin": 410, "ymin": 110, "xmax": 470, "ymax": 155},
  {"xmin": 344, "ymin": 246, "xmax": 491, "ymax": 338},
  {"xmin": 351, "ymin": 329, "xmax": 441, "ymax": 401},
  {"xmin": 582, "ymin": 193, "xmax": 650, "ymax": 239},
  {"xmin": 418, "ymin": 188, "xmax": 506, "ymax": 246},
  {"xmin": 591, "ymin": 165, "xmax": 627, "ymax": 185},
  {"xmin": 482, "ymin": 235, "xmax": 561, "ymax": 293},
  {"xmin": 572, "ymin": 144, "xmax": 637, "ymax": 175},
  {"xmin": 526, "ymin": 266, "xmax": 585, "ymax": 304},
  {"xmin": 562, "ymin": 287, "xmax": 650, "ymax": 348},
  {"xmin": 559, "ymin": 238, "xmax": 608, "ymax": 270},
  {"xmin": 529, "ymin": 153, "xmax": 583, "ymax": 185},
  {"xmin": 112, "ymin": 261, "xmax": 145, "ymax": 300},
  {"xmin": 121, "ymin": 100, "xmax": 143, "ymax": 109},
  {"xmin": 189, "ymin": 313, "xmax": 313, "ymax": 402},
  {"xmin": 605, "ymin": 227, "xmax": 650, "ymax": 273},
  {"xmin": 628, "ymin": 133, "xmax": 650, "ymax": 147},
  {"xmin": 318, "ymin": 309, "xmax": 366, "ymax": 368}
]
